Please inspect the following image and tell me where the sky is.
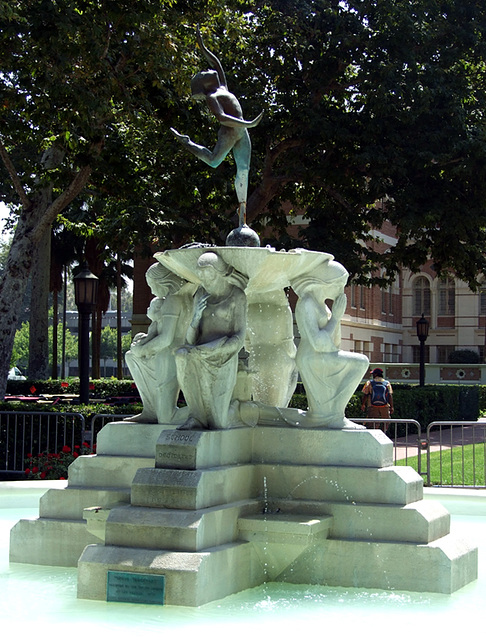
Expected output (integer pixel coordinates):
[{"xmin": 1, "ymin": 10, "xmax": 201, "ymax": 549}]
[{"xmin": 0, "ymin": 202, "xmax": 12, "ymax": 239}]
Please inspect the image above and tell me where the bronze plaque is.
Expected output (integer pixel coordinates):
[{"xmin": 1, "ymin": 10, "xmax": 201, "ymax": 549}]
[{"xmin": 107, "ymin": 571, "xmax": 165, "ymax": 605}]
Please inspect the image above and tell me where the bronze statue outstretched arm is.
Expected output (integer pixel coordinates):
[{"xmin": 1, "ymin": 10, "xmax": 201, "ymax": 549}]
[{"xmin": 196, "ymin": 27, "xmax": 227, "ymax": 88}]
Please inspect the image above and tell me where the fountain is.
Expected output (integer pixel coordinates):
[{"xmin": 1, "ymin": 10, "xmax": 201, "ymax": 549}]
[
  {"xmin": 9, "ymin": 27, "xmax": 478, "ymax": 607},
  {"xmin": 2, "ymin": 483, "xmax": 486, "ymax": 638}
]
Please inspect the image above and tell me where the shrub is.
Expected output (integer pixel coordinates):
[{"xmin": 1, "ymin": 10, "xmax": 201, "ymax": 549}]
[
  {"xmin": 448, "ymin": 349, "xmax": 481, "ymax": 364},
  {"xmin": 24, "ymin": 442, "xmax": 94, "ymax": 480}
]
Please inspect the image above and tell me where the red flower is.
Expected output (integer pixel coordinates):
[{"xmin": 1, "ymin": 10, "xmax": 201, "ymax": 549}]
[
  {"xmin": 25, "ymin": 468, "xmax": 31, "ymax": 475},
  {"xmin": 61, "ymin": 382, "xmax": 69, "ymax": 388},
  {"xmin": 26, "ymin": 453, "xmax": 33, "ymax": 459},
  {"xmin": 73, "ymin": 452, "xmax": 79, "ymax": 458},
  {"xmin": 30, "ymin": 385, "xmax": 37, "ymax": 394},
  {"xmin": 32, "ymin": 466, "xmax": 39, "ymax": 473},
  {"xmin": 82, "ymin": 442, "xmax": 90, "ymax": 448},
  {"xmin": 62, "ymin": 445, "xmax": 71, "ymax": 453},
  {"xmin": 89, "ymin": 383, "xmax": 95, "ymax": 390},
  {"xmin": 40, "ymin": 471, "xmax": 46, "ymax": 479},
  {"xmin": 74, "ymin": 445, "xmax": 80, "ymax": 449},
  {"xmin": 59, "ymin": 477, "xmax": 66, "ymax": 480}
]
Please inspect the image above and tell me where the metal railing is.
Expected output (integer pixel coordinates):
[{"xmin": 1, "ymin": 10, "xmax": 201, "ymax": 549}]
[
  {"xmin": 0, "ymin": 411, "xmax": 85, "ymax": 473},
  {"xmin": 425, "ymin": 421, "xmax": 486, "ymax": 487},
  {"xmin": 350, "ymin": 418, "xmax": 424, "ymax": 475},
  {"xmin": 85, "ymin": 413, "xmax": 134, "ymax": 446},
  {"xmin": 2, "ymin": 411, "xmax": 485, "ymax": 487}
]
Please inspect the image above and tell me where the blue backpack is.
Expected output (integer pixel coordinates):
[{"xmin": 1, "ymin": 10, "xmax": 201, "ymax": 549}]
[{"xmin": 370, "ymin": 379, "xmax": 390, "ymax": 406}]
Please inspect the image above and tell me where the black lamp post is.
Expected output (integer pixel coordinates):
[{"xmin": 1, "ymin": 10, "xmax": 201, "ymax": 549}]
[
  {"xmin": 416, "ymin": 313, "xmax": 430, "ymax": 387},
  {"xmin": 74, "ymin": 263, "xmax": 99, "ymax": 404}
]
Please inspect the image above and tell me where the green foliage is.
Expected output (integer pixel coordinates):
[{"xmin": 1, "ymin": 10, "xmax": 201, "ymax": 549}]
[
  {"xmin": 224, "ymin": 1, "xmax": 486, "ymax": 287},
  {"xmin": 448, "ymin": 350, "xmax": 481, "ymax": 364},
  {"xmin": 11, "ymin": 321, "xmax": 78, "ymax": 369},
  {"xmin": 392, "ymin": 385, "xmax": 479, "ymax": 424},
  {"xmin": 5, "ymin": 376, "xmax": 140, "ymax": 399},
  {"xmin": 10, "ymin": 321, "xmax": 29, "ymax": 368}
]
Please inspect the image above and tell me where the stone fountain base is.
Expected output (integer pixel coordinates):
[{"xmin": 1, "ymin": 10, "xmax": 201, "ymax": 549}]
[{"xmin": 11, "ymin": 417, "xmax": 475, "ymax": 606}]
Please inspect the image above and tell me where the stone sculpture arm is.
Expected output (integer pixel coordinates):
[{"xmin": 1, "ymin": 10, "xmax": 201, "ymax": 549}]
[
  {"xmin": 299, "ymin": 294, "xmax": 346, "ymax": 354},
  {"xmin": 133, "ymin": 315, "xmax": 180, "ymax": 357},
  {"xmin": 185, "ymin": 287, "xmax": 246, "ymax": 358},
  {"xmin": 185, "ymin": 291, "xmax": 210, "ymax": 346},
  {"xmin": 327, "ymin": 293, "xmax": 346, "ymax": 347}
]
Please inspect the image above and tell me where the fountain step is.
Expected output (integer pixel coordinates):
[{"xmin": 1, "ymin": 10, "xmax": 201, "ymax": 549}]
[
  {"xmin": 267, "ymin": 498, "xmax": 451, "ymax": 544},
  {"xmin": 156, "ymin": 426, "xmax": 253, "ymax": 470},
  {"xmin": 40, "ymin": 486, "xmax": 131, "ymax": 520},
  {"xmin": 154, "ymin": 425, "xmax": 393, "ymax": 470},
  {"xmin": 238, "ymin": 513, "xmax": 333, "ymax": 544},
  {"xmin": 102, "ymin": 501, "xmax": 259, "ymax": 551},
  {"xmin": 78, "ymin": 540, "xmax": 265, "ymax": 607},
  {"xmin": 131, "ymin": 462, "xmax": 423, "ymax": 512},
  {"xmin": 251, "ymin": 425, "xmax": 393, "ymax": 468},
  {"xmin": 77, "ymin": 522, "xmax": 478, "ymax": 603},
  {"xmin": 97, "ymin": 421, "xmax": 173, "ymax": 457},
  {"xmin": 10, "ymin": 516, "xmax": 100, "ymax": 567},
  {"xmin": 131, "ymin": 465, "xmax": 259, "ymax": 510},
  {"xmin": 68, "ymin": 454, "xmax": 155, "ymax": 488},
  {"xmin": 280, "ymin": 534, "xmax": 478, "ymax": 594},
  {"xmin": 259, "ymin": 462, "xmax": 423, "ymax": 506}
]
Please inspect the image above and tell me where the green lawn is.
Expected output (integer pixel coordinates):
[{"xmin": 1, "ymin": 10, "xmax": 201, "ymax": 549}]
[{"xmin": 396, "ymin": 443, "xmax": 486, "ymax": 486}]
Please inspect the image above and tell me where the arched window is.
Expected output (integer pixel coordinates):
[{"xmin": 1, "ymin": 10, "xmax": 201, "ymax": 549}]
[
  {"xmin": 438, "ymin": 278, "xmax": 455, "ymax": 316},
  {"xmin": 413, "ymin": 276, "xmax": 431, "ymax": 316}
]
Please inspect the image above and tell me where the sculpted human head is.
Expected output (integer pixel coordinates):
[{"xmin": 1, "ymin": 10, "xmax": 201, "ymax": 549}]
[
  {"xmin": 190, "ymin": 70, "xmax": 219, "ymax": 100},
  {"xmin": 291, "ymin": 260, "xmax": 348, "ymax": 302},
  {"xmin": 146, "ymin": 263, "xmax": 184, "ymax": 299},
  {"xmin": 196, "ymin": 252, "xmax": 232, "ymax": 288}
]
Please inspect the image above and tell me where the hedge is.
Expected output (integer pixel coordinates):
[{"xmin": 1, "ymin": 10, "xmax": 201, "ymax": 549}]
[{"xmin": 4, "ymin": 377, "xmax": 483, "ymax": 429}]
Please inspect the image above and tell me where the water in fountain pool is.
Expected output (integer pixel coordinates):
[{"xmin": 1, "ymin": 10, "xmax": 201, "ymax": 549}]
[{"xmin": 1, "ymin": 483, "xmax": 485, "ymax": 639}]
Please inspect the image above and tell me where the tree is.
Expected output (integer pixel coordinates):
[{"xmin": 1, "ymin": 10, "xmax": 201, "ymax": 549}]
[
  {"xmin": 165, "ymin": 1, "xmax": 486, "ymax": 284},
  {"xmin": 0, "ymin": 0, "xmax": 224, "ymax": 397},
  {"xmin": 229, "ymin": 0, "xmax": 486, "ymax": 285}
]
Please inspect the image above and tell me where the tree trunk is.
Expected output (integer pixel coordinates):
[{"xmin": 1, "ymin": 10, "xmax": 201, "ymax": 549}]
[
  {"xmin": 52, "ymin": 288, "xmax": 58, "ymax": 379},
  {"xmin": 116, "ymin": 255, "xmax": 123, "ymax": 380},
  {"xmin": 0, "ymin": 160, "xmax": 96, "ymax": 398},
  {"xmin": 61, "ymin": 265, "xmax": 68, "ymax": 378},
  {"xmin": 28, "ymin": 223, "xmax": 51, "ymax": 379},
  {"xmin": 0, "ymin": 203, "xmax": 50, "ymax": 397}
]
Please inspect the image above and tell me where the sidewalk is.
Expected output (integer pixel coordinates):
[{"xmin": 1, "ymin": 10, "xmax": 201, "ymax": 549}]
[{"xmin": 391, "ymin": 422, "xmax": 486, "ymax": 461}]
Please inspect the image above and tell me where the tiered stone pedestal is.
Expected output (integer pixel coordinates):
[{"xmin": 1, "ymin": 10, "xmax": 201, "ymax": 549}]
[
  {"xmin": 10, "ymin": 420, "xmax": 478, "ymax": 606},
  {"xmin": 9, "ymin": 421, "xmax": 166, "ymax": 566}
]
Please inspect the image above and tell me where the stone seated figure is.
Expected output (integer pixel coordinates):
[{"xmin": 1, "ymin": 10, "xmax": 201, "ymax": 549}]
[
  {"xmin": 125, "ymin": 263, "xmax": 193, "ymax": 425},
  {"xmin": 292, "ymin": 262, "xmax": 369, "ymax": 429},
  {"xmin": 175, "ymin": 251, "xmax": 247, "ymax": 430}
]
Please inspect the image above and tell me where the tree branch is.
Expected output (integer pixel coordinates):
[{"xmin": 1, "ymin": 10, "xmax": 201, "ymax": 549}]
[
  {"xmin": 0, "ymin": 135, "xmax": 32, "ymax": 209},
  {"xmin": 33, "ymin": 141, "xmax": 103, "ymax": 241}
]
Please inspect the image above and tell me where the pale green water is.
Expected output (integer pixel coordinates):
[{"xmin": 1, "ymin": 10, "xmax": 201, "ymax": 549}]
[{"xmin": 1, "ymin": 483, "xmax": 485, "ymax": 639}]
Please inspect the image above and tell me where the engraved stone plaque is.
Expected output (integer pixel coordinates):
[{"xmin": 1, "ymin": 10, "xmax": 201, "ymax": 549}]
[{"xmin": 107, "ymin": 571, "xmax": 165, "ymax": 605}]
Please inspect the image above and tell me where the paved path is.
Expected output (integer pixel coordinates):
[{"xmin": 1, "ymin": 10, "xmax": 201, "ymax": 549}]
[{"xmin": 391, "ymin": 422, "xmax": 486, "ymax": 461}]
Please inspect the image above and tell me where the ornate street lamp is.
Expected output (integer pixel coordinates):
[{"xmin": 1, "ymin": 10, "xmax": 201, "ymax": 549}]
[
  {"xmin": 74, "ymin": 262, "xmax": 99, "ymax": 404},
  {"xmin": 416, "ymin": 313, "xmax": 430, "ymax": 387}
]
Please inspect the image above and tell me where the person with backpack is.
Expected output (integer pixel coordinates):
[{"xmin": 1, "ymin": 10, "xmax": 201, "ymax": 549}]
[{"xmin": 361, "ymin": 368, "xmax": 394, "ymax": 424}]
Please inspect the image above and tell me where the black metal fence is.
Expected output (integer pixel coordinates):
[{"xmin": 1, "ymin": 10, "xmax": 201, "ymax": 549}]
[{"xmin": 2, "ymin": 411, "xmax": 485, "ymax": 487}]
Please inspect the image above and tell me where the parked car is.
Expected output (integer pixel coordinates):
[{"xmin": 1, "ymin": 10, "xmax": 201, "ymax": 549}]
[{"xmin": 8, "ymin": 366, "xmax": 26, "ymax": 381}]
